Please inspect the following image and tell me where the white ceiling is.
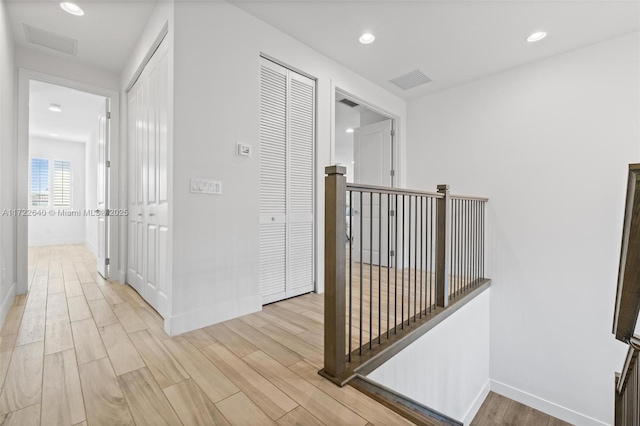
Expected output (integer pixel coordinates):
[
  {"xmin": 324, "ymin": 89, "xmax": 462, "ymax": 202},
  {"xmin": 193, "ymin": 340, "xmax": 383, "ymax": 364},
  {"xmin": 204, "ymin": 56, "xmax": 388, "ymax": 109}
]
[
  {"xmin": 7, "ymin": 0, "xmax": 158, "ymax": 73},
  {"xmin": 7, "ymin": 1, "xmax": 639, "ymax": 99},
  {"xmin": 232, "ymin": 0, "xmax": 640, "ymax": 100},
  {"xmin": 29, "ymin": 80, "xmax": 106, "ymax": 143}
]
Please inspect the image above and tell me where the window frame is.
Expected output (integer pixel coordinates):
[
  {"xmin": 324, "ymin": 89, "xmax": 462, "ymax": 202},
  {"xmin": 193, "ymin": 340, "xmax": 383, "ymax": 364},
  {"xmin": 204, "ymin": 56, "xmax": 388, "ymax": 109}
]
[{"xmin": 29, "ymin": 156, "xmax": 73, "ymax": 209}]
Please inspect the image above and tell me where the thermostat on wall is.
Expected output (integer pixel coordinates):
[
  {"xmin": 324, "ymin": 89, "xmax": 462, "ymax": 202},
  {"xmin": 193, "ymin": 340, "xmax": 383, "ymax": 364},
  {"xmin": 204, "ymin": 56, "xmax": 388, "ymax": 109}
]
[{"xmin": 237, "ymin": 143, "xmax": 252, "ymax": 157}]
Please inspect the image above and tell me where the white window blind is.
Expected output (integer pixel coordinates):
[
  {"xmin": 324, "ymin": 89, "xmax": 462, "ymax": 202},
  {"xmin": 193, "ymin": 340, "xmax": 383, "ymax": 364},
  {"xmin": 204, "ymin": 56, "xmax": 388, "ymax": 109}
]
[
  {"xmin": 31, "ymin": 158, "xmax": 49, "ymax": 207},
  {"xmin": 53, "ymin": 160, "xmax": 72, "ymax": 207}
]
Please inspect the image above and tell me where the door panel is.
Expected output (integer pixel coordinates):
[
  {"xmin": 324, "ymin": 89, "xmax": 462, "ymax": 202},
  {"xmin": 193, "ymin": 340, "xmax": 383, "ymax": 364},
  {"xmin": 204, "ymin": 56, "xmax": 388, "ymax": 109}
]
[
  {"xmin": 127, "ymin": 36, "xmax": 169, "ymax": 318},
  {"xmin": 353, "ymin": 119, "xmax": 393, "ymax": 267},
  {"xmin": 96, "ymin": 99, "xmax": 110, "ymax": 277}
]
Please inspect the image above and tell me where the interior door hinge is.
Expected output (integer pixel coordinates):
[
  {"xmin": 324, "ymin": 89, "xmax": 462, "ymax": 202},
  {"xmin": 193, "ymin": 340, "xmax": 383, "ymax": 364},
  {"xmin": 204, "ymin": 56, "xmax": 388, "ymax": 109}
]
[
  {"xmin": 390, "ymin": 250, "xmax": 395, "ymax": 257},
  {"xmin": 105, "ymin": 258, "xmax": 110, "ymax": 265},
  {"xmin": 390, "ymin": 210, "xmax": 395, "ymax": 217},
  {"xmin": 390, "ymin": 129, "xmax": 395, "ymax": 137},
  {"xmin": 106, "ymin": 160, "xmax": 111, "ymax": 168},
  {"xmin": 390, "ymin": 170, "xmax": 395, "ymax": 177},
  {"xmin": 106, "ymin": 112, "xmax": 111, "ymax": 119}
]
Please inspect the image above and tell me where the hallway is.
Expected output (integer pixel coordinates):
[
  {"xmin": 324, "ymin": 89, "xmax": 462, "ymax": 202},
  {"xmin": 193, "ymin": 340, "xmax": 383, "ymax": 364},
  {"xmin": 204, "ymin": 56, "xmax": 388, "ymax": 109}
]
[{"xmin": 0, "ymin": 245, "xmax": 413, "ymax": 425}]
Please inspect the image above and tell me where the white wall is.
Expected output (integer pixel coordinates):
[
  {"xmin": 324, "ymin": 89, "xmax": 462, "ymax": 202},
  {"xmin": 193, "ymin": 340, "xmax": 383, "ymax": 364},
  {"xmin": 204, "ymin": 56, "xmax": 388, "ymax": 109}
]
[
  {"xmin": 335, "ymin": 102, "xmax": 360, "ymax": 182},
  {"xmin": 28, "ymin": 137, "xmax": 86, "ymax": 247},
  {"xmin": 359, "ymin": 108, "xmax": 388, "ymax": 127},
  {"xmin": 17, "ymin": 49, "xmax": 119, "ymax": 92},
  {"xmin": 406, "ymin": 33, "xmax": 638, "ymax": 425},
  {"xmin": 0, "ymin": 0, "xmax": 16, "ymax": 327},
  {"xmin": 166, "ymin": 1, "xmax": 407, "ymax": 333},
  {"xmin": 369, "ymin": 288, "xmax": 491, "ymax": 425}
]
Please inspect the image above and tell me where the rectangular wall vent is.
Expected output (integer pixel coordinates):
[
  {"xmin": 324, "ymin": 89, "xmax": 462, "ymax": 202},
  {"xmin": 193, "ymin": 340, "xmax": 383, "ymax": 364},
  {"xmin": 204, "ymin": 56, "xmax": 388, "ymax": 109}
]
[
  {"xmin": 23, "ymin": 24, "xmax": 78, "ymax": 56},
  {"xmin": 338, "ymin": 98, "xmax": 359, "ymax": 108},
  {"xmin": 389, "ymin": 69, "xmax": 432, "ymax": 91}
]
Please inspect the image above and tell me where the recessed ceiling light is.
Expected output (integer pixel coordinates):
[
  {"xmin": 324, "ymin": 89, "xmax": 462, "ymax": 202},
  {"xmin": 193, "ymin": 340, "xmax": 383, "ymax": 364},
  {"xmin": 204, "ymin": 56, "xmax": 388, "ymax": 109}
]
[
  {"xmin": 346, "ymin": 128, "xmax": 354, "ymax": 133},
  {"xmin": 526, "ymin": 31, "xmax": 547, "ymax": 43},
  {"xmin": 359, "ymin": 33, "xmax": 375, "ymax": 44},
  {"xmin": 60, "ymin": 2, "xmax": 84, "ymax": 16},
  {"xmin": 49, "ymin": 104, "xmax": 62, "ymax": 112}
]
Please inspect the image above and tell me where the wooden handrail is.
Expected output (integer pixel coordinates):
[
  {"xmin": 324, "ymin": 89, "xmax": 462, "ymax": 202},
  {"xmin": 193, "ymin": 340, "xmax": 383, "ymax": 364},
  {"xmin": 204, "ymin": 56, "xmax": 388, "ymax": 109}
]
[
  {"xmin": 346, "ymin": 183, "xmax": 444, "ymax": 198},
  {"xmin": 613, "ymin": 163, "xmax": 640, "ymax": 343}
]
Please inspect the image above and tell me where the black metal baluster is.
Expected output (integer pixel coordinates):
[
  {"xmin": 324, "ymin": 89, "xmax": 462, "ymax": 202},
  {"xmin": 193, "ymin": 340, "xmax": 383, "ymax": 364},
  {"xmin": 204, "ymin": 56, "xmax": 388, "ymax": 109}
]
[
  {"xmin": 348, "ymin": 190, "xmax": 353, "ymax": 361},
  {"xmin": 407, "ymin": 195, "xmax": 411, "ymax": 326},
  {"xmin": 378, "ymin": 193, "xmax": 382, "ymax": 344},
  {"xmin": 419, "ymin": 197, "xmax": 423, "ymax": 318},
  {"xmin": 394, "ymin": 194, "xmax": 398, "ymax": 333},
  {"xmin": 387, "ymin": 193, "xmax": 391, "ymax": 339},
  {"xmin": 359, "ymin": 191, "xmax": 363, "ymax": 355},
  {"xmin": 402, "ymin": 195, "xmax": 405, "ymax": 329},
  {"xmin": 414, "ymin": 196, "xmax": 418, "ymax": 322},
  {"xmin": 369, "ymin": 193, "xmax": 373, "ymax": 349}
]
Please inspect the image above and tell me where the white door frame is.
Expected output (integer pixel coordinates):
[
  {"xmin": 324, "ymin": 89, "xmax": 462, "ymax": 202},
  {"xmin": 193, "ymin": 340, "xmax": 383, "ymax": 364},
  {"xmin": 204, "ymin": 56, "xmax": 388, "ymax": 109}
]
[
  {"xmin": 16, "ymin": 68, "xmax": 120, "ymax": 294},
  {"xmin": 332, "ymin": 86, "xmax": 401, "ymax": 188}
]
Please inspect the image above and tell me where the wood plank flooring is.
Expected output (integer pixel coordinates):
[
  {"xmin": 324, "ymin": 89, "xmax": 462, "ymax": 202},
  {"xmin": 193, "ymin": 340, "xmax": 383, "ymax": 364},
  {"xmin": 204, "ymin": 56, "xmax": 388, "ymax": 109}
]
[
  {"xmin": 0, "ymin": 245, "xmax": 412, "ymax": 426},
  {"xmin": 345, "ymin": 253, "xmax": 481, "ymax": 353},
  {"xmin": 470, "ymin": 392, "xmax": 572, "ymax": 426},
  {"xmin": 0, "ymin": 245, "xmax": 564, "ymax": 426}
]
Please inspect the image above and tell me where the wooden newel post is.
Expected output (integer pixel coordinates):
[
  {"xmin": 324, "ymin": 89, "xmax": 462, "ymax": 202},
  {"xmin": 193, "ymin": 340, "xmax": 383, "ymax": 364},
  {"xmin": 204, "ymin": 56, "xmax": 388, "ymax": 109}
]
[
  {"xmin": 436, "ymin": 184, "xmax": 450, "ymax": 308},
  {"xmin": 319, "ymin": 165, "xmax": 352, "ymax": 386}
]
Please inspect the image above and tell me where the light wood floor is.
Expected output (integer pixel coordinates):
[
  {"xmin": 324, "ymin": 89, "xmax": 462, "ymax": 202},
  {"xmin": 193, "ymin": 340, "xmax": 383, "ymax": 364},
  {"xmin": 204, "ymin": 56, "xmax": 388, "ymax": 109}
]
[
  {"xmin": 346, "ymin": 258, "xmax": 479, "ymax": 354},
  {"xmin": 0, "ymin": 244, "xmax": 416, "ymax": 426},
  {"xmin": 470, "ymin": 392, "xmax": 572, "ymax": 426}
]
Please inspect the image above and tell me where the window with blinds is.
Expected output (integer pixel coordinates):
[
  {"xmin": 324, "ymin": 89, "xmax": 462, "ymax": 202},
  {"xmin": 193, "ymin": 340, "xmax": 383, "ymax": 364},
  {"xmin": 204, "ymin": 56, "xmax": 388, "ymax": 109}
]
[
  {"xmin": 53, "ymin": 160, "xmax": 72, "ymax": 207},
  {"xmin": 31, "ymin": 158, "xmax": 49, "ymax": 207}
]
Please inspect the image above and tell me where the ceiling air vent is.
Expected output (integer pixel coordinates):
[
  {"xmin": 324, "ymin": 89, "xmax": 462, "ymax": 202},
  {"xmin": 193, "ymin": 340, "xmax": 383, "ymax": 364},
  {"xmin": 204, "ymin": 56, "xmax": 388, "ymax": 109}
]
[
  {"xmin": 23, "ymin": 24, "xmax": 78, "ymax": 56},
  {"xmin": 338, "ymin": 98, "xmax": 359, "ymax": 108},
  {"xmin": 389, "ymin": 69, "xmax": 432, "ymax": 91}
]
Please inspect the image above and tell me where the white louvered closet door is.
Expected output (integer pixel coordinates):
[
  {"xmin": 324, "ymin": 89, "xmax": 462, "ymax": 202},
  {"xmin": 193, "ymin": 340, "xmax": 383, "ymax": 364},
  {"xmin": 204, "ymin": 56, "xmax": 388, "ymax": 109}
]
[{"xmin": 259, "ymin": 58, "xmax": 315, "ymax": 305}]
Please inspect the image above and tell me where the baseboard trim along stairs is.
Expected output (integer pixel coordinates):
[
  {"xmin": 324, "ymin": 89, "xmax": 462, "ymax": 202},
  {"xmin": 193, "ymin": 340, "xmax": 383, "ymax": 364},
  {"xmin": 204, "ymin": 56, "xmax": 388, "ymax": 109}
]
[{"xmin": 349, "ymin": 374, "xmax": 463, "ymax": 426}]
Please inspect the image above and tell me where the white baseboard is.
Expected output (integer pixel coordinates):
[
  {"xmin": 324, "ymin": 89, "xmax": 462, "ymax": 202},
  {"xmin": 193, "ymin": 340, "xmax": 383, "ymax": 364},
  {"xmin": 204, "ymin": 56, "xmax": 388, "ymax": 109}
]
[
  {"xmin": 167, "ymin": 294, "xmax": 262, "ymax": 335},
  {"xmin": 84, "ymin": 239, "xmax": 98, "ymax": 256},
  {"xmin": 0, "ymin": 282, "xmax": 17, "ymax": 330},
  {"xmin": 112, "ymin": 269, "xmax": 126, "ymax": 284},
  {"xmin": 29, "ymin": 238, "xmax": 85, "ymax": 247},
  {"xmin": 490, "ymin": 380, "xmax": 609, "ymax": 426},
  {"xmin": 463, "ymin": 380, "xmax": 491, "ymax": 425}
]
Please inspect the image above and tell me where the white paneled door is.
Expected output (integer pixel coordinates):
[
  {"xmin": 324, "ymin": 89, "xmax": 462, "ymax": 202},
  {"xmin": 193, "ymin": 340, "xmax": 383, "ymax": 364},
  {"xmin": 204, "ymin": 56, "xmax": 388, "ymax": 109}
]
[
  {"xmin": 259, "ymin": 58, "xmax": 316, "ymax": 305},
  {"xmin": 127, "ymin": 36, "xmax": 170, "ymax": 318},
  {"xmin": 353, "ymin": 119, "xmax": 394, "ymax": 266},
  {"xmin": 96, "ymin": 99, "xmax": 110, "ymax": 278}
]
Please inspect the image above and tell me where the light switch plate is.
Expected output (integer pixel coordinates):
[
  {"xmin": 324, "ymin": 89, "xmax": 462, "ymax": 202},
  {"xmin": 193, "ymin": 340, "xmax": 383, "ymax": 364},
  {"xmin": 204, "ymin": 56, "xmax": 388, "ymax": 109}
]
[
  {"xmin": 237, "ymin": 143, "xmax": 252, "ymax": 157},
  {"xmin": 190, "ymin": 178, "xmax": 222, "ymax": 195}
]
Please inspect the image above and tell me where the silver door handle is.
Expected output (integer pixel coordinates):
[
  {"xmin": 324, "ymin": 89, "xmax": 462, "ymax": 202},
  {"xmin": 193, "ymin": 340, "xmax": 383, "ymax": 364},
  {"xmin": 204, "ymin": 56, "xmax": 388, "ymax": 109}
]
[{"xmin": 137, "ymin": 213, "xmax": 142, "ymax": 216}]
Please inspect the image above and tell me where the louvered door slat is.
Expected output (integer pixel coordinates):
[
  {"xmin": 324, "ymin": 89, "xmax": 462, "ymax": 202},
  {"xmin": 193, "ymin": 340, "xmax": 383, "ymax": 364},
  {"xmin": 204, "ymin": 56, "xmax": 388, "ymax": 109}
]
[
  {"xmin": 287, "ymin": 74, "xmax": 315, "ymax": 297},
  {"xmin": 259, "ymin": 61, "xmax": 288, "ymax": 301},
  {"xmin": 259, "ymin": 58, "xmax": 315, "ymax": 303}
]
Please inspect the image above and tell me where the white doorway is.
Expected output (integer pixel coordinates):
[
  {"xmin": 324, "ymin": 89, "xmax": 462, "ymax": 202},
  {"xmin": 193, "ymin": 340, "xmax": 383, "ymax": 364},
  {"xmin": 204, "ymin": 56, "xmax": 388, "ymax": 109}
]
[
  {"xmin": 335, "ymin": 91, "xmax": 396, "ymax": 267},
  {"xmin": 26, "ymin": 80, "xmax": 111, "ymax": 288},
  {"xmin": 15, "ymin": 69, "xmax": 124, "ymax": 294}
]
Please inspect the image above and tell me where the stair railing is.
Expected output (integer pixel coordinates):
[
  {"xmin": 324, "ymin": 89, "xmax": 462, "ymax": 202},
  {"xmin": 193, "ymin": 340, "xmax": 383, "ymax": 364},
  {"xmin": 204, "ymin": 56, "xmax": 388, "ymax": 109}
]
[{"xmin": 320, "ymin": 165, "xmax": 489, "ymax": 386}]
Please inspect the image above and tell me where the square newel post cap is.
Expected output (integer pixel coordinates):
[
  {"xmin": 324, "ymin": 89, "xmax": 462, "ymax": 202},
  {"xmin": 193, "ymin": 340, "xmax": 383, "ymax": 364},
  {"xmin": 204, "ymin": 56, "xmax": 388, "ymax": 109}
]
[
  {"xmin": 326, "ymin": 165, "xmax": 347, "ymax": 176},
  {"xmin": 437, "ymin": 184, "xmax": 450, "ymax": 193}
]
